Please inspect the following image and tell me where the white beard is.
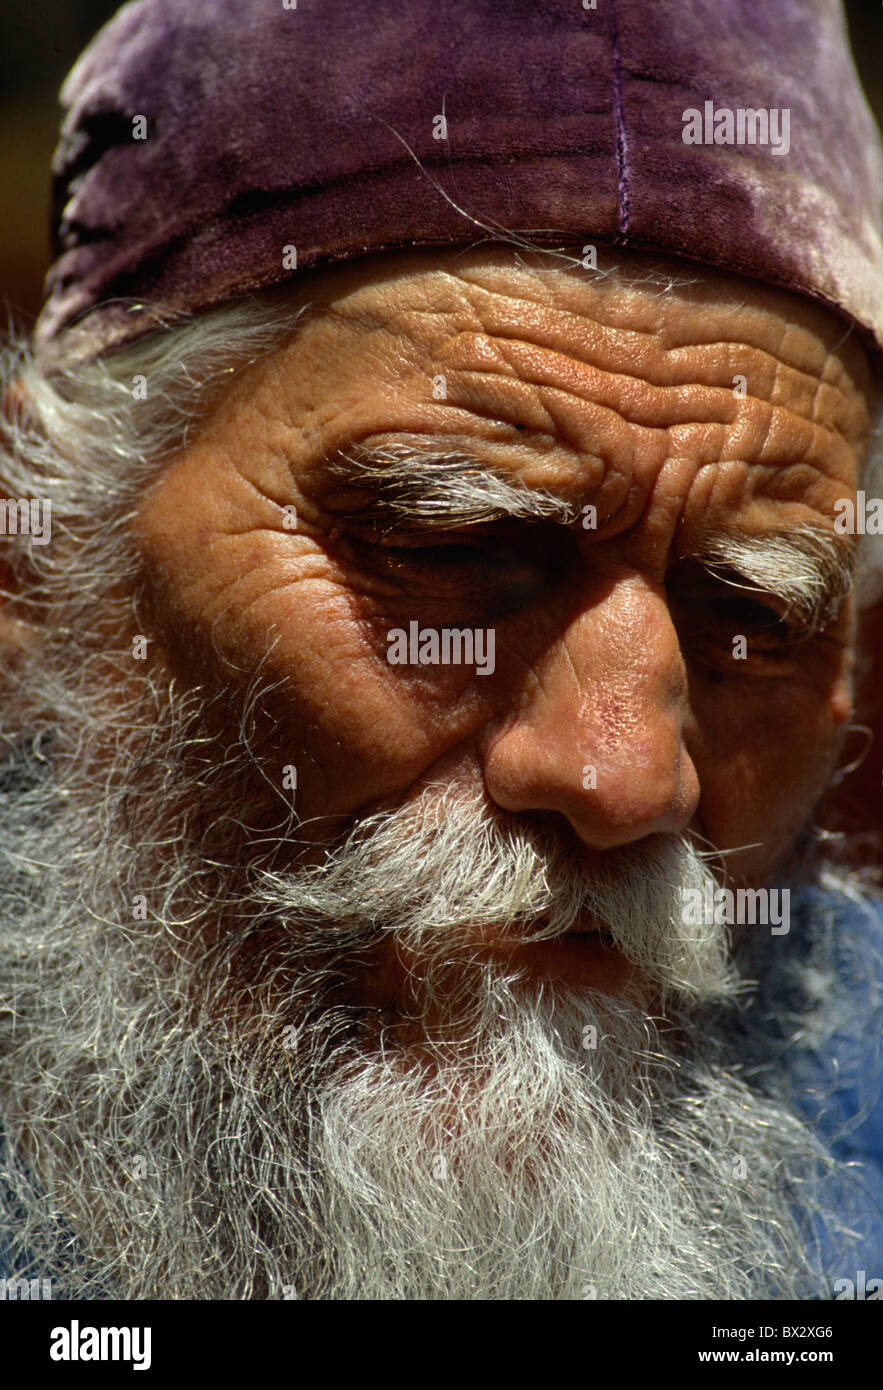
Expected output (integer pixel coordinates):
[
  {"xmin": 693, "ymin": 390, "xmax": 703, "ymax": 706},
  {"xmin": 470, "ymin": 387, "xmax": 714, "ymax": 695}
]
[{"xmin": 0, "ymin": 645, "xmax": 871, "ymax": 1300}]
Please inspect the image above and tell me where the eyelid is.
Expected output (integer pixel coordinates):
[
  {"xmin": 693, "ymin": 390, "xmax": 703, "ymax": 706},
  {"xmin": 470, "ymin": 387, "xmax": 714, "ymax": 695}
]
[
  {"xmin": 343, "ymin": 538, "xmax": 485, "ymax": 571},
  {"xmin": 676, "ymin": 561, "xmax": 791, "ymax": 611},
  {"xmin": 361, "ymin": 530, "xmax": 488, "ymax": 548},
  {"xmin": 343, "ymin": 516, "xmax": 523, "ymax": 549},
  {"xmin": 670, "ymin": 565, "xmax": 818, "ymax": 641}
]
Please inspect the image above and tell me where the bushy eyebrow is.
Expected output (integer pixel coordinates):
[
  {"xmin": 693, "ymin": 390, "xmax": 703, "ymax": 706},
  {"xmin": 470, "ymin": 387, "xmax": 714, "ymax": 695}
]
[
  {"xmin": 694, "ymin": 529, "xmax": 855, "ymax": 631},
  {"xmin": 324, "ymin": 439, "xmax": 577, "ymax": 529},
  {"xmin": 324, "ymin": 438, "xmax": 854, "ymax": 627}
]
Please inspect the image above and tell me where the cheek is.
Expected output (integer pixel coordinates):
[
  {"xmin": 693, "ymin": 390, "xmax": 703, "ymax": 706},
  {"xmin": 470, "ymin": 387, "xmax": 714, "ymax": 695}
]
[
  {"xmin": 691, "ymin": 671, "xmax": 849, "ymax": 872},
  {"xmin": 211, "ymin": 581, "xmax": 507, "ymax": 823}
]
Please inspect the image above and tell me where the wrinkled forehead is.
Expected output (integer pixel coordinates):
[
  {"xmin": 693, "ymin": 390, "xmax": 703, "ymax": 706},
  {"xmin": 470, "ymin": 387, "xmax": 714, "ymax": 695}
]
[
  {"xmin": 301, "ymin": 243, "xmax": 876, "ymax": 387},
  {"xmin": 232, "ymin": 243, "xmax": 875, "ymax": 491}
]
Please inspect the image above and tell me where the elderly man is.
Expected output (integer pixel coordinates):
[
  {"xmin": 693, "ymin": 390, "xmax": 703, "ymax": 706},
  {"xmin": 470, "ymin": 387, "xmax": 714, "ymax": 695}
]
[{"xmin": 0, "ymin": 0, "xmax": 882, "ymax": 1303}]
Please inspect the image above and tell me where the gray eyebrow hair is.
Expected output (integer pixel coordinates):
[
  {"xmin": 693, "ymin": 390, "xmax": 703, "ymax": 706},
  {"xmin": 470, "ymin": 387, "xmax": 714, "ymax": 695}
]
[
  {"xmin": 325, "ymin": 439, "xmax": 579, "ymax": 529},
  {"xmin": 697, "ymin": 529, "xmax": 856, "ymax": 630},
  {"xmin": 326, "ymin": 439, "xmax": 854, "ymax": 628}
]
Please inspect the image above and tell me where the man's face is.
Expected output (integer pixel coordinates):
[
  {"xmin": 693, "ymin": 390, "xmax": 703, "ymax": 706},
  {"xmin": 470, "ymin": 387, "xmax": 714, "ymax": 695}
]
[
  {"xmin": 0, "ymin": 245, "xmax": 875, "ymax": 1300},
  {"xmin": 135, "ymin": 246, "xmax": 869, "ymax": 999}
]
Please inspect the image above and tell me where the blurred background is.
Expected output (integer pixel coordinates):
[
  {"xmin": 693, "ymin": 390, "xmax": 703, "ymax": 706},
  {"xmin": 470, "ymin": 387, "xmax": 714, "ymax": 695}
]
[{"xmin": 0, "ymin": 0, "xmax": 881, "ymax": 860}]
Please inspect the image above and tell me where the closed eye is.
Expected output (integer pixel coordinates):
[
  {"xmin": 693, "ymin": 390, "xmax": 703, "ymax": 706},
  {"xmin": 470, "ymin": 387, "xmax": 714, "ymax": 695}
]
[
  {"xmin": 705, "ymin": 597, "xmax": 804, "ymax": 644},
  {"xmin": 335, "ymin": 522, "xmax": 560, "ymax": 613},
  {"xmin": 667, "ymin": 561, "xmax": 814, "ymax": 654}
]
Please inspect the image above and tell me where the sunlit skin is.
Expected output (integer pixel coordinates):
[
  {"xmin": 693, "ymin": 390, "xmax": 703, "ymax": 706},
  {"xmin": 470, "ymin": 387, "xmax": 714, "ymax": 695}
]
[{"xmin": 128, "ymin": 245, "xmax": 872, "ymax": 1004}]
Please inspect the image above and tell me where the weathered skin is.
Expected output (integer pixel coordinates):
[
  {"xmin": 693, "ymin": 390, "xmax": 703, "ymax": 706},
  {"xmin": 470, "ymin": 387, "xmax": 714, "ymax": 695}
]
[{"xmin": 132, "ymin": 247, "xmax": 872, "ymax": 996}]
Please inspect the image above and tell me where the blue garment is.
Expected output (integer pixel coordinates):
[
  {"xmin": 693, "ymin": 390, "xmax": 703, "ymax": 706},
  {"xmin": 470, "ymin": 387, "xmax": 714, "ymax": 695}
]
[
  {"xmin": 2, "ymin": 882, "xmax": 882, "ymax": 1295},
  {"xmin": 781, "ymin": 883, "xmax": 883, "ymax": 1281}
]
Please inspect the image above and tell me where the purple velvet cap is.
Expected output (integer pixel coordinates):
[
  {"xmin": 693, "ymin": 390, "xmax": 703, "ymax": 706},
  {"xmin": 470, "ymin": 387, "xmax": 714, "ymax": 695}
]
[{"xmin": 35, "ymin": 0, "xmax": 883, "ymax": 370}]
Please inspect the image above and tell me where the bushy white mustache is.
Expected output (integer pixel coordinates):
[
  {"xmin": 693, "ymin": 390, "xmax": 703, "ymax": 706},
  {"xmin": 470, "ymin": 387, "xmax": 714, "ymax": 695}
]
[{"xmin": 252, "ymin": 781, "xmax": 738, "ymax": 1007}]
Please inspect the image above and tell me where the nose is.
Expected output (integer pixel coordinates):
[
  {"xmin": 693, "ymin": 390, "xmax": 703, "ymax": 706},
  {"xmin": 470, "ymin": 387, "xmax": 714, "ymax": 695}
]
[{"xmin": 482, "ymin": 572, "xmax": 700, "ymax": 850}]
